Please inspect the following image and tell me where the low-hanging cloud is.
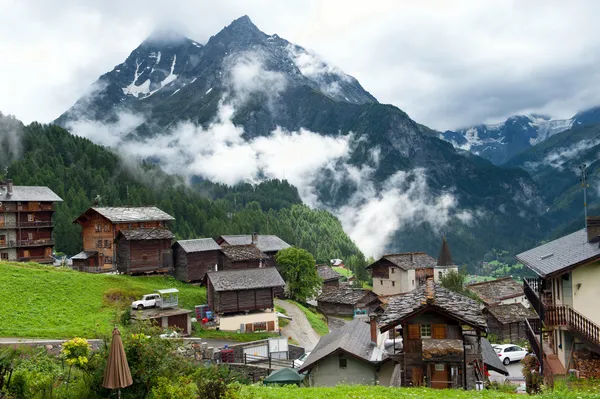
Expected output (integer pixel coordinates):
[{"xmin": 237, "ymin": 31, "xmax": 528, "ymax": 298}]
[{"xmin": 0, "ymin": 113, "xmax": 24, "ymax": 168}]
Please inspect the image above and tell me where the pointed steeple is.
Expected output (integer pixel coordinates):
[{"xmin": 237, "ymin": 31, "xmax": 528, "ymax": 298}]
[{"xmin": 437, "ymin": 236, "xmax": 453, "ymax": 266}]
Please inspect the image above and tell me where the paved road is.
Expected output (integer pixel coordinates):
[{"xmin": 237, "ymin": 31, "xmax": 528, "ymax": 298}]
[
  {"xmin": 275, "ymin": 299, "xmax": 321, "ymax": 351},
  {"xmin": 489, "ymin": 361, "xmax": 525, "ymax": 383}
]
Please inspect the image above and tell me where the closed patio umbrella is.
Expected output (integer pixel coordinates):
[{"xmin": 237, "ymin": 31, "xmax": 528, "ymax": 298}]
[{"xmin": 102, "ymin": 327, "xmax": 133, "ymax": 398}]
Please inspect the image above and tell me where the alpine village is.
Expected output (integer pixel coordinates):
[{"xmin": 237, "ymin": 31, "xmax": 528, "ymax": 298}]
[{"xmin": 1, "ymin": 8, "xmax": 600, "ymax": 399}]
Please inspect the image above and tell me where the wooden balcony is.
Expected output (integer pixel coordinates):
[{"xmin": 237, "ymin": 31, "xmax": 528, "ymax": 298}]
[
  {"xmin": 76, "ymin": 265, "xmax": 117, "ymax": 274},
  {"xmin": 525, "ymin": 318, "xmax": 542, "ymax": 362},
  {"xmin": 0, "ymin": 240, "xmax": 16, "ymax": 249},
  {"xmin": 524, "ymin": 277, "xmax": 545, "ymax": 319},
  {"xmin": 18, "ymin": 221, "xmax": 54, "ymax": 228},
  {"xmin": 546, "ymin": 305, "xmax": 600, "ymax": 348},
  {"xmin": 18, "ymin": 256, "xmax": 53, "ymax": 264},
  {"xmin": 18, "ymin": 239, "xmax": 54, "ymax": 247}
]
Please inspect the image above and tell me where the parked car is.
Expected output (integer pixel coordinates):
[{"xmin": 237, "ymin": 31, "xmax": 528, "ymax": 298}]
[
  {"xmin": 493, "ymin": 344, "xmax": 528, "ymax": 365},
  {"xmin": 293, "ymin": 352, "xmax": 311, "ymax": 368},
  {"xmin": 131, "ymin": 293, "xmax": 162, "ymax": 310}
]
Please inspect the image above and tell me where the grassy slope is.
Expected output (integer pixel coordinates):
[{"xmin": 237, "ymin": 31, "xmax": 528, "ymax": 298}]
[
  {"xmin": 332, "ymin": 267, "xmax": 353, "ymax": 278},
  {"xmin": 287, "ymin": 300, "xmax": 329, "ymax": 336},
  {"xmin": 0, "ymin": 262, "xmax": 206, "ymax": 339},
  {"xmin": 239, "ymin": 385, "xmax": 597, "ymax": 399}
]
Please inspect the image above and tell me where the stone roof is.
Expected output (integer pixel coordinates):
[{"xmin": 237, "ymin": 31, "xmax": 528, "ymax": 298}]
[
  {"xmin": 299, "ymin": 318, "xmax": 389, "ymax": 372},
  {"xmin": 218, "ymin": 234, "xmax": 291, "ymax": 253},
  {"xmin": 316, "ymin": 265, "xmax": 342, "ymax": 282},
  {"xmin": 317, "ymin": 288, "xmax": 377, "ymax": 305},
  {"xmin": 206, "ymin": 268, "xmax": 285, "ymax": 291},
  {"xmin": 117, "ymin": 228, "xmax": 174, "ymax": 241},
  {"xmin": 485, "ymin": 303, "xmax": 538, "ymax": 325},
  {"xmin": 89, "ymin": 207, "xmax": 175, "ymax": 223},
  {"xmin": 176, "ymin": 238, "xmax": 221, "ymax": 253},
  {"xmin": 467, "ymin": 277, "xmax": 525, "ymax": 305},
  {"xmin": 516, "ymin": 229, "xmax": 600, "ymax": 278},
  {"xmin": 379, "ymin": 279, "xmax": 487, "ymax": 331},
  {"xmin": 437, "ymin": 237, "xmax": 454, "ymax": 266},
  {"xmin": 0, "ymin": 185, "xmax": 62, "ymax": 202},
  {"xmin": 220, "ymin": 245, "xmax": 269, "ymax": 261},
  {"xmin": 481, "ymin": 337, "xmax": 509, "ymax": 376},
  {"xmin": 367, "ymin": 252, "xmax": 437, "ymax": 271},
  {"xmin": 71, "ymin": 250, "xmax": 98, "ymax": 260}
]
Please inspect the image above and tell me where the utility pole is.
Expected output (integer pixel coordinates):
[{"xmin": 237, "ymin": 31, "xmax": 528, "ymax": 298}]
[{"xmin": 580, "ymin": 164, "xmax": 589, "ymax": 229}]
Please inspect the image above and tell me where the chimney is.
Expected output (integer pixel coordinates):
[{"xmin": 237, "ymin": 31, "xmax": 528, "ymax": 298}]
[
  {"xmin": 369, "ymin": 315, "xmax": 378, "ymax": 344},
  {"xmin": 586, "ymin": 217, "xmax": 600, "ymax": 243},
  {"xmin": 6, "ymin": 179, "xmax": 12, "ymax": 197},
  {"xmin": 251, "ymin": 232, "xmax": 258, "ymax": 245},
  {"xmin": 410, "ymin": 253, "xmax": 414, "ymax": 262}
]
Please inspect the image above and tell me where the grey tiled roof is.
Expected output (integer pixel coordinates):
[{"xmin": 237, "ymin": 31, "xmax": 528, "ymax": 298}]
[
  {"xmin": 317, "ymin": 288, "xmax": 377, "ymax": 305},
  {"xmin": 368, "ymin": 252, "xmax": 437, "ymax": 271},
  {"xmin": 486, "ymin": 303, "xmax": 538, "ymax": 325},
  {"xmin": 0, "ymin": 186, "xmax": 62, "ymax": 202},
  {"xmin": 207, "ymin": 268, "xmax": 285, "ymax": 291},
  {"xmin": 176, "ymin": 238, "xmax": 221, "ymax": 253},
  {"xmin": 117, "ymin": 228, "xmax": 174, "ymax": 241},
  {"xmin": 219, "ymin": 235, "xmax": 290, "ymax": 252},
  {"xmin": 299, "ymin": 318, "xmax": 388, "ymax": 372},
  {"xmin": 516, "ymin": 229, "xmax": 600, "ymax": 278},
  {"xmin": 379, "ymin": 279, "xmax": 487, "ymax": 331},
  {"xmin": 316, "ymin": 265, "xmax": 342, "ymax": 282},
  {"xmin": 467, "ymin": 277, "xmax": 524, "ymax": 305},
  {"xmin": 91, "ymin": 207, "xmax": 175, "ymax": 223},
  {"xmin": 220, "ymin": 245, "xmax": 268, "ymax": 261},
  {"xmin": 71, "ymin": 250, "xmax": 98, "ymax": 260},
  {"xmin": 481, "ymin": 337, "xmax": 509, "ymax": 376}
]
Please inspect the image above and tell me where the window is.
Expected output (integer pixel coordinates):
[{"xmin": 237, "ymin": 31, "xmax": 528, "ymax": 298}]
[
  {"xmin": 380, "ymin": 280, "xmax": 383, "ymax": 285},
  {"xmin": 412, "ymin": 279, "xmax": 415, "ymax": 286},
  {"xmin": 420, "ymin": 324, "xmax": 432, "ymax": 338},
  {"xmin": 339, "ymin": 358, "xmax": 347, "ymax": 369},
  {"xmin": 27, "ymin": 214, "xmax": 34, "ymax": 222},
  {"xmin": 96, "ymin": 240, "xmax": 102, "ymax": 249},
  {"xmin": 392, "ymin": 281, "xmax": 395, "ymax": 287},
  {"xmin": 28, "ymin": 233, "xmax": 33, "ymax": 240},
  {"xmin": 438, "ymin": 271, "xmax": 443, "ymax": 280},
  {"xmin": 391, "ymin": 268, "xmax": 395, "ymax": 274},
  {"xmin": 0, "ymin": 234, "xmax": 5, "ymax": 242},
  {"xmin": 0, "ymin": 253, "xmax": 8, "ymax": 260},
  {"xmin": 95, "ymin": 223, "xmax": 102, "ymax": 232},
  {"xmin": 556, "ymin": 279, "xmax": 560, "ymax": 300},
  {"xmin": 104, "ymin": 224, "xmax": 111, "ymax": 232},
  {"xmin": 140, "ymin": 222, "xmax": 145, "ymax": 228},
  {"xmin": 105, "ymin": 257, "xmax": 112, "ymax": 264},
  {"xmin": 104, "ymin": 240, "xmax": 111, "ymax": 249}
]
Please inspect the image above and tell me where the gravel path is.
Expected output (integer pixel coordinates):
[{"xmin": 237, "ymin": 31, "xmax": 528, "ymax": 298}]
[{"xmin": 275, "ymin": 299, "xmax": 321, "ymax": 351}]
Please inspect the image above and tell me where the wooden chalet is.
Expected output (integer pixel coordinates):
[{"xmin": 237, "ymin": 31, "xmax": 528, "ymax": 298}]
[
  {"xmin": 0, "ymin": 180, "xmax": 63, "ymax": 264},
  {"xmin": 206, "ymin": 268, "xmax": 285, "ymax": 314},
  {"xmin": 378, "ymin": 278, "xmax": 488, "ymax": 389},
  {"xmin": 173, "ymin": 238, "xmax": 221, "ymax": 282},
  {"xmin": 317, "ymin": 288, "xmax": 381, "ymax": 317},
  {"xmin": 218, "ymin": 244, "xmax": 269, "ymax": 270},
  {"xmin": 317, "ymin": 264, "xmax": 342, "ymax": 289},
  {"xmin": 115, "ymin": 228, "xmax": 174, "ymax": 274},
  {"xmin": 216, "ymin": 233, "xmax": 290, "ymax": 267},
  {"xmin": 72, "ymin": 206, "xmax": 174, "ymax": 273}
]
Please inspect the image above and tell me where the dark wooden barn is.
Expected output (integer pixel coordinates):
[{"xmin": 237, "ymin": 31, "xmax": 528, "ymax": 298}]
[
  {"xmin": 317, "ymin": 288, "xmax": 381, "ymax": 317},
  {"xmin": 316, "ymin": 264, "xmax": 342, "ymax": 290},
  {"xmin": 216, "ymin": 233, "xmax": 290, "ymax": 268},
  {"xmin": 115, "ymin": 228, "xmax": 174, "ymax": 274},
  {"xmin": 219, "ymin": 245, "xmax": 269, "ymax": 270},
  {"xmin": 206, "ymin": 268, "xmax": 285, "ymax": 314},
  {"xmin": 483, "ymin": 303, "xmax": 538, "ymax": 342},
  {"xmin": 173, "ymin": 238, "xmax": 221, "ymax": 282}
]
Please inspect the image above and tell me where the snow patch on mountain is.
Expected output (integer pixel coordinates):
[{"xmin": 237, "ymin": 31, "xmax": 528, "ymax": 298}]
[{"xmin": 122, "ymin": 55, "xmax": 178, "ymax": 99}]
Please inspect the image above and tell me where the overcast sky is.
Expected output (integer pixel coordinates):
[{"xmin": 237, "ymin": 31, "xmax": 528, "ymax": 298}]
[{"xmin": 1, "ymin": 0, "xmax": 600, "ymax": 130}]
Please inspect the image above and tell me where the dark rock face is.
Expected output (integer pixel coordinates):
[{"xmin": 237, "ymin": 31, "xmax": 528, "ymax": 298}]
[{"xmin": 54, "ymin": 16, "xmax": 549, "ymax": 267}]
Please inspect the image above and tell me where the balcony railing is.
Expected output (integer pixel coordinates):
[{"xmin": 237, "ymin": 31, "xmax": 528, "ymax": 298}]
[
  {"xmin": 0, "ymin": 240, "xmax": 16, "ymax": 249},
  {"xmin": 18, "ymin": 239, "xmax": 54, "ymax": 247},
  {"xmin": 525, "ymin": 318, "xmax": 542, "ymax": 362},
  {"xmin": 524, "ymin": 277, "xmax": 545, "ymax": 319},
  {"xmin": 75, "ymin": 266, "xmax": 117, "ymax": 274},
  {"xmin": 18, "ymin": 256, "xmax": 53, "ymax": 264},
  {"xmin": 546, "ymin": 305, "xmax": 600, "ymax": 348},
  {"xmin": 18, "ymin": 221, "xmax": 53, "ymax": 228}
]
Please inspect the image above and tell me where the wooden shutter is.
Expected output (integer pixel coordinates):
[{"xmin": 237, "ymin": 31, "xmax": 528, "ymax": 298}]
[
  {"xmin": 245, "ymin": 323, "xmax": 253, "ymax": 333},
  {"xmin": 267, "ymin": 320, "xmax": 275, "ymax": 331},
  {"xmin": 408, "ymin": 324, "xmax": 420, "ymax": 339},
  {"xmin": 432, "ymin": 324, "xmax": 447, "ymax": 339}
]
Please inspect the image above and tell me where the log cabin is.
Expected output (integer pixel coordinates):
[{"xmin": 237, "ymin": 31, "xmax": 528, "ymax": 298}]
[
  {"xmin": 0, "ymin": 180, "xmax": 63, "ymax": 264},
  {"xmin": 218, "ymin": 244, "xmax": 269, "ymax": 270},
  {"xmin": 378, "ymin": 278, "xmax": 488, "ymax": 389},
  {"xmin": 483, "ymin": 303, "xmax": 537, "ymax": 342},
  {"xmin": 216, "ymin": 233, "xmax": 290, "ymax": 267},
  {"xmin": 317, "ymin": 288, "xmax": 381, "ymax": 317},
  {"xmin": 316, "ymin": 264, "xmax": 342, "ymax": 290},
  {"xmin": 72, "ymin": 206, "xmax": 174, "ymax": 273},
  {"xmin": 173, "ymin": 238, "xmax": 221, "ymax": 282},
  {"xmin": 115, "ymin": 228, "xmax": 174, "ymax": 274},
  {"xmin": 206, "ymin": 267, "xmax": 285, "ymax": 314}
]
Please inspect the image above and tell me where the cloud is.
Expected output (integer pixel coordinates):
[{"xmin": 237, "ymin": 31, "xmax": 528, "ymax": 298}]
[
  {"xmin": 524, "ymin": 138, "xmax": 600, "ymax": 172},
  {"xmin": 0, "ymin": 113, "xmax": 23, "ymax": 168},
  {"xmin": 2, "ymin": 1, "xmax": 600, "ymax": 131}
]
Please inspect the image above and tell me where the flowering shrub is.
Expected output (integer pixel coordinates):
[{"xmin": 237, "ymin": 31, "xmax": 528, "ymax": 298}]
[{"xmin": 61, "ymin": 337, "xmax": 91, "ymax": 367}]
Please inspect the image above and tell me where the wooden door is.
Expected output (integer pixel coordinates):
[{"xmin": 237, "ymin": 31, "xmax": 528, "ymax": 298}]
[
  {"xmin": 431, "ymin": 364, "xmax": 449, "ymax": 389},
  {"xmin": 245, "ymin": 323, "xmax": 253, "ymax": 333},
  {"xmin": 0, "ymin": 215, "xmax": 4, "ymax": 228},
  {"xmin": 44, "ymin": 247, "xmax": 52, "ymax": 258},
  {"xmin": 267, "ymin": 320, "xmax": 275, "ymax": 331},
  {"xmin": 411, "ymin": 367, "xmax": 423, "ymax": 387}
]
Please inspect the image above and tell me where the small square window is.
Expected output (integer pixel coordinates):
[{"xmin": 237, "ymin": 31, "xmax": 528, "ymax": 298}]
[
  {"xmin": 27, "ymin": 214, "xmax": 34, "ymax": 222},
  {"xmin": 104, "ymin": 240, "xmax": 111, "ymax": 249},
  {"xmin": 421, "ymin": 324, "xmax": 431, "ymax": 339},
  {"xmin": 391, "ymin": 268, "xmax": 395, "ymax": 274},
  {"xmin": 0, "ymin": 253, "xmax": 8, "ymax": 260},
  {"xmin": 392, "ymin": 281, "xmax": 395, "ymax": 287},
  {"xmin": 96, "ymin": 240, "xmax": 102, "ymax": 248},
  {"xmin": 339, "ymin": 358, "xmax": 347, "ymax": 369},
  {"xmin": 412, "ymin": 280, "xmax": 415, "ymax": 286},
  {"xmin": 380, "ymin": 280, "xmax": 383, "ymax": 285},
  {"xmin": 438, "ymin": 271, "xmax": 443, "ymax": 280}
]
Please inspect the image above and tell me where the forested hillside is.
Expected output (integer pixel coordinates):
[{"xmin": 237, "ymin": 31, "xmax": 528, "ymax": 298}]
[{"xmin": 2, "ymin": 118, "xmax": 364, "ymax": 266}]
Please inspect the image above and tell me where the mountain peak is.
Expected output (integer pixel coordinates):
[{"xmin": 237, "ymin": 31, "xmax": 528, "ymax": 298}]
[
  {"xmin": 229, "ymin": 15, "xmax": 257, "ymax": 29},
  {"xmin": 144, "ymin": 27, "xmax": 190, "ymax": 45}
]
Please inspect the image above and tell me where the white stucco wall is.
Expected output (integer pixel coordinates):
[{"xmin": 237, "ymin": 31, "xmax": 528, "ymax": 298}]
[
  {"xmin": 497, "ymin": 295, "xmax": 529, "ymax": 307},
  {"xmin": 310, "ymin": 355, "xmax": 377, "ymax": 387},
  {"xmin": 218, "ymin": 310, "xmax": 278, "ymax": 332},
  {"xmin": 433, "ymin": 266, "xmax": 458, "ymax": 284},
  {"xmin": 571, "ymin": 262, "xmax": 600, "ymax": 325},
  {"xmin": 373, "ymin": 267, "xmax": 418, "ymax": 296}
]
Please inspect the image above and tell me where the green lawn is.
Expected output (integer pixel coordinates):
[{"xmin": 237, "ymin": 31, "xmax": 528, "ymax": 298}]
[
  {"xmin": 287, "ymin": 300, "xmax": 329, "ymax": 336},
  {"xmin": 332, "ymin": 267, "xmax": 353, "ymax": 278},
  {"xmin": 238, "ymin": 385, "xmax": 599, "ymax": 399},
  {"xmin": 0, "ymin": 261, "xmax": 206, "ymax": 339}
]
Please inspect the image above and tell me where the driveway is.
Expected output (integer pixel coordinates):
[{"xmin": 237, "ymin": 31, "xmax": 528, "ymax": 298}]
[{"xmin": 275, "ymin": 299, "xmax": 321, "ymax": 351}]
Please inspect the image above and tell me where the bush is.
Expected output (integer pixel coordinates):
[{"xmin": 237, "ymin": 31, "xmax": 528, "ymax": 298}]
[
  {"xmin": 193, "ymin": 364, "xmax": 249, "ymax": 399},
  {"xmin": 149, "ymin": 377, "xmax": 198, "ymax": 399}
]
